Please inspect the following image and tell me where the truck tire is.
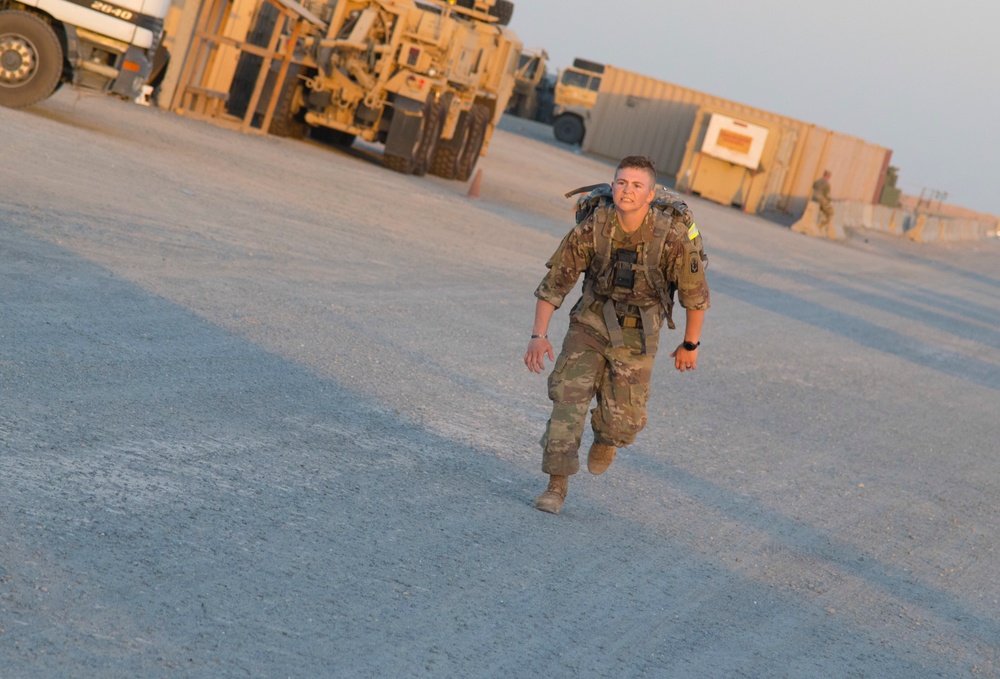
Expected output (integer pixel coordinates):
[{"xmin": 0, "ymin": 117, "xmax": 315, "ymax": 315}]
[
  {"xmin": 456, "ymin": 103, "xmax": 490, "ymax": 182},
  {"xmin": 490, "ymin": 0, "xmax": 514, "ymax": 26},
  {"xmin": 0, "ymin": 11, "xmax": 63, "ymax": 109},
  {"xmin": 553, "ymin": 114, "xmax": 584, "ymax": 145},
  {"xmin": 413, "ymin": 95, "xmax": 446, "ymax": 176},
  {"xmin": 453, "ymin": 0, "xmax": 514, "ymax": 26},
  {"xmin": 384, "ymin": 95, "xmax": 442, "ymax": 175},
  {"xmin": 428, "ymin": 109, "xmax": 469, "ymax": 180},
  {"xmin": 267, "ymin": 66, "xmax": 307, "ymax": 139}
]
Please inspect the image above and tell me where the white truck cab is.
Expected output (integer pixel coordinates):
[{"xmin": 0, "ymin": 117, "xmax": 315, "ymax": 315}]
[{"xmin": 0, "ymin": 0, "xmax": 170, "ymax": 107}]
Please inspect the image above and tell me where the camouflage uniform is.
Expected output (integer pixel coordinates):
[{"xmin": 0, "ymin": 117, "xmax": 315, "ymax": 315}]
[
  {"xmin": 812, "ymin": 175, "xmax": 834, "ymax": 230},
  {"xmin": 535, "ymin": 203, "xmax": 710, "ymax": 476}
]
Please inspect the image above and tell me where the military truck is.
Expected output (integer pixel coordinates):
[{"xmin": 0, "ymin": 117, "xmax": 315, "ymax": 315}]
[
  {"xmin": 268, "ymin": 0, "xmax": 520, "ymax": 181},
  {"xmin": 0, "ymin": 0, "xmax": 169, "ymax": 108},
  {"xmin": 505, "ymin": 47, "xmax": 553, "ymax": 122},
  {"xmin": 551, "ymin": 58, "xmax": 604, "ymax": 145}
]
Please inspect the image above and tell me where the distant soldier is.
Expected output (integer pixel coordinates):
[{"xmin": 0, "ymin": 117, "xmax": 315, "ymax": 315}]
[
  {"xmin": 812, "ymin": 170, "xmax": 834, "ymax": 233},
  {"xmin": 524, "ymin": 156, "xmax": 710, "ymax": 514}
]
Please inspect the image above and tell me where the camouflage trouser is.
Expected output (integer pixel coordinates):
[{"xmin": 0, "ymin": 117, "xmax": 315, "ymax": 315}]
[
  {"xmin": 541, "ymin": 322, "xmax": 655, "ymax": 476},
  {"xmin": 817, "ymin": 200, "xmax": 834, "ymax": 229}
]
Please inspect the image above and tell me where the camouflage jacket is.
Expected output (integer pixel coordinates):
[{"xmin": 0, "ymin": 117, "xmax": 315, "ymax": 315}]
[
  {"xmin": 812, "ymin": 177, "xmax": 832, "ymax": 205},
  {"xmin": 535, "ymin": 205, "xmax": 710, "ymax": 333}
]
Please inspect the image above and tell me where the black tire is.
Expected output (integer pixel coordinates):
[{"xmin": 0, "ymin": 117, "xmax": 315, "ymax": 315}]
[
  {"xmin": 0, "ymin": 11, "xmax": 63, "ymax": 109},
  {"xmin": 490, "ymin": 0, "xmax": 514, "ymax": 26},
  {"xmin": 384, "ymin": 94, "xmax": 443, "ymax": 175},
  {"xmin": 553, "ymin": 114, "xmax": 584, "ymax": 145},
  {"xmin": 413, "ymin": 95, "xmax": 447, "ymax": 176},
  {"xmin": 267, "ymin": 66, "xmax": 307, "ymax": 139},
  {"xmin": 428, "ymin": 109, "xmax": 469, "ymax": 180},
  {"xmin": 453, "ymin": 0, "xmax": 513, "ymax": 26},
  {"xmin": 456, "ymin": 103, "xmax": 490, "ymax": 182}
]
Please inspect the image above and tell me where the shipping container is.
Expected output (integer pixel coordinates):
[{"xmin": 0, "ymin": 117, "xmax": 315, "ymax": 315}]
[{"xmin": 582, "ymin": 65, "xmax": 891, "ymax": 215}]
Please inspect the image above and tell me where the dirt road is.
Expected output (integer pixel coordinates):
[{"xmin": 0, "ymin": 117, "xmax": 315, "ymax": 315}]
[{"xmin": 2, "ymin": 90, "xmax": 999, "ymax": 678}]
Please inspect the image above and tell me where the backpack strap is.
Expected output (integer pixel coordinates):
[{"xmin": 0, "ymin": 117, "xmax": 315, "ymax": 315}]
[
  {"xmin": 644, "ymin": 217, "xmax": 676, "ymax": 331},
  {"xmin": 646, "ymin": 194, "xmax": 707, "ymax": 332}
]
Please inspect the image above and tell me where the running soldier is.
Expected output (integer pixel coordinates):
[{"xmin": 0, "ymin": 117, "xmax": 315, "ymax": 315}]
[{"xmin": 524, "ymin": 156, "xmax": 710, "ymax": 514}]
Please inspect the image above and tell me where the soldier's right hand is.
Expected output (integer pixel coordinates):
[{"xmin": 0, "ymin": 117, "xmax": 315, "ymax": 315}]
[{"xmin": 524, "ymin": 338, "xmax": 554, "ymax": 374}]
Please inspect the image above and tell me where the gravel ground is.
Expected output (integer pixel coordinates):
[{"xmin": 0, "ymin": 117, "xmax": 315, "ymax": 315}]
[{"xmin": 2, "ymin": 90, "xmax": 999, "ymax": 678}]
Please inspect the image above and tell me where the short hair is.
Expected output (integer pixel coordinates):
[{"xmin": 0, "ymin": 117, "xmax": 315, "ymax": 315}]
[{"xmin": 616, "ymin": 155, "xmax": 656, "ymax": 185}]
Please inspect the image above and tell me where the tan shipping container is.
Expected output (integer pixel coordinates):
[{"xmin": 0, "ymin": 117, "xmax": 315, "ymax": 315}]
[{"xmin": 582, "ymin": 66, "xmax": 891, "ymax": 215}]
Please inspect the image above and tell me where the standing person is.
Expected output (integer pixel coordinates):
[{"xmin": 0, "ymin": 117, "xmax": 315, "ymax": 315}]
[
  {"xmin": 524, "ymin": 156, "xmax": 710, "ymax": 514},
  {"xmin": 812, "ymin": 170, "xmax": 834, "ymax": 234}
]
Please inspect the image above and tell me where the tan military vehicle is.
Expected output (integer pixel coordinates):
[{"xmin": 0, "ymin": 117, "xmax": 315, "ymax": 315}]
[
  {"xmin": 551, "ymin": 58, "xmax": 604, "ymax": 145},
  {"xmin": 505, "ymin": 47, "xmax": 548, "ymax": 119},
  {"xmin": 269, "ymin": 0, "xmax": 520, "ymax": 180}
]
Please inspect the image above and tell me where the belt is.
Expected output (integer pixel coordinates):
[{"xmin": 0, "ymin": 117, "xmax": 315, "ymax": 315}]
[{"xmin": 618, "ymin": 315, "xmax": 642, "ymax": 329}]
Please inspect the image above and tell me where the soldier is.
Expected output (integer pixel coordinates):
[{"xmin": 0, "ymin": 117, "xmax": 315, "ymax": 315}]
[
  {"xmin": 524, "ymin": 156, "xmax": 710, "ymax": 514},
  {"xmin": 812, "ymin": 170, "xmax": 834, "ymax": 234}
]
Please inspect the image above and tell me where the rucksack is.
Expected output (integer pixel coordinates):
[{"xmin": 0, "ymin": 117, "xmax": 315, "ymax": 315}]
[{"xmin": 562, "ymin": 182, "xmax": 709, "ymax": 353}]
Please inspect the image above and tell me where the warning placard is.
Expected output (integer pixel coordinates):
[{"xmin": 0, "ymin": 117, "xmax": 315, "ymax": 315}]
[{"xmin": 701, "ymin": 114, "xmax": 768, "ymax": 170}]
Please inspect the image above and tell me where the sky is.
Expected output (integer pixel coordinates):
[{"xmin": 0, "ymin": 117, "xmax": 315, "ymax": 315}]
[{"xmin": 509, "ymin": 0, "xmax": 999, "ymax": 218}]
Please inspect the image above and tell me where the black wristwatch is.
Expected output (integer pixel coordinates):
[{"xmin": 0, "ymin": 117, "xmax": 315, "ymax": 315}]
[{"xmin": 682, "ymin": 340, "xmax": 700, "ymax": 351}]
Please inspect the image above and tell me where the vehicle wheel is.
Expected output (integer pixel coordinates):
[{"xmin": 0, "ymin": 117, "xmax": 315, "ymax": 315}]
[
  {"xmin": 384, "ymin": 94, "xmax": 443, "ymax": 175},
  {"xmin": 0, "ymin": 11, "xmax": 63, "ymax": 109},
  {"xmin": 413, "ymin": 94, "xmax": 447, "ymax": 176},
  {"xmin": 490, "ymin": 0, "xmax": 514, "ymax": 26},
  {"xmin": 453, "ymin": 0, "xmax": 513, "ymax": 26},
  {"xmin": 429, "ymin": 109, "xmax": 469, "ymax": 180},
  {"xmin": 267, "ymin": 66, "xmax": 307, "ymax": 139},
  {"xmin": 553, "ymin": 114, "xmax": 584, "ymax": 145},
  {"xmin": 456, "ymin": 103, "xmax": 490, "ymax": 182}
]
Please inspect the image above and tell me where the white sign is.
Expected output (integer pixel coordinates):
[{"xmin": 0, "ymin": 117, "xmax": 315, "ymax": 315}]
[{"xmin": 700, "ymin": 114, "xmax": 769, "ymax": 170}]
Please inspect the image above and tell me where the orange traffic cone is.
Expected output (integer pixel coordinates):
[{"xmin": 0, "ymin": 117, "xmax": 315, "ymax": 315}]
[{"xmin": 467, "ymin": 168, "xmax": 483, "ymax": 198}]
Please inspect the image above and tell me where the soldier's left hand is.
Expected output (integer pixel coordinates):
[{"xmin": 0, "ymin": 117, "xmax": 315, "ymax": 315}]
[{"xmin": 670, "ymin": 345, "xmax": 698, "ymax": 372}]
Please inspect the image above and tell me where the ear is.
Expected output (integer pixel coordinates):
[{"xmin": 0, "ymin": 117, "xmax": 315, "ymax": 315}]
[{"xmin": 643, "ymin": 177, "xmax": 657, "ymax": 205}]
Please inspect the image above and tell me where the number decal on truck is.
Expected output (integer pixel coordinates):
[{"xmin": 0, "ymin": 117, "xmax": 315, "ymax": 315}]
[
  {"xmin": 65, "ymin": 0, "xmax": 164, "ymax": 30},
  {"xmin": 89, "ymin": 0, "xmax": 134, "ymax": 20}
]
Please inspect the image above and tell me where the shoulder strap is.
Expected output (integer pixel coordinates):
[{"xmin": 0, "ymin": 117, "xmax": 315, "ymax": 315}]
[{"xmin": 644, "ymin": 217, "xmax": 674, "ymax": 310}]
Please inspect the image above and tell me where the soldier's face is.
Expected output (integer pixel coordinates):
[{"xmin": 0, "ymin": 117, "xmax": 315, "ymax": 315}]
[{"xmin": 612, "ymin": 167, "xmax": 656, "ymax": 217}]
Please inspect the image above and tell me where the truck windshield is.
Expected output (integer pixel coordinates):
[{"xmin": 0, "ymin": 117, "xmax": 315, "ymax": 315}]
[{"xmin": 560, "ymin": 70, "xmax": 601, "ymax": 92}]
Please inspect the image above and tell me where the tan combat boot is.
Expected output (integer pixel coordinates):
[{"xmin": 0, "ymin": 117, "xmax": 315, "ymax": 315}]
[
  {"xmin": 587, "ymin": 442, "xmax": 617, "ymax": 475},
  {"xmin": 534, "ymin": 475, "xmax": 568, "ymax": 514}
]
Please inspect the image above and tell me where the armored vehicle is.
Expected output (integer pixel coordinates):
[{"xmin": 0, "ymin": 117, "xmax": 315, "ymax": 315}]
[{"xmin": 269, "ymin": 0, "xmax": 520, "ymax": 180}]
